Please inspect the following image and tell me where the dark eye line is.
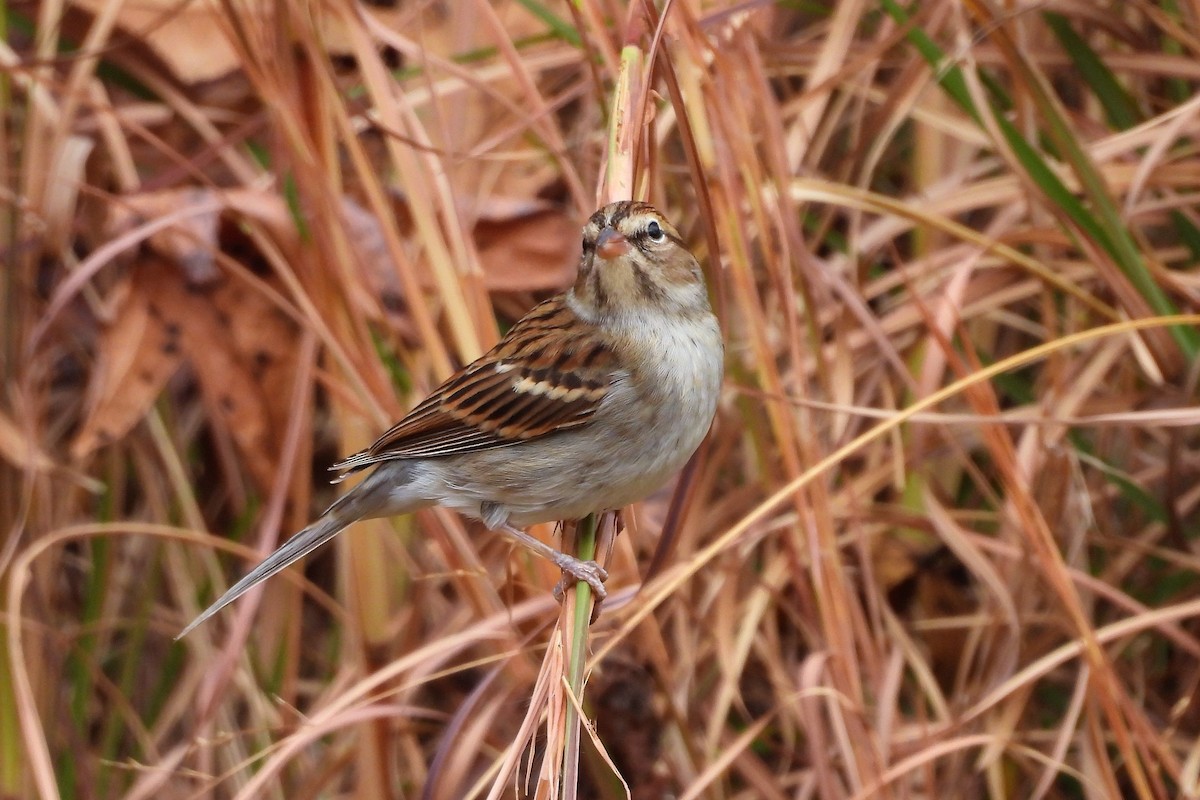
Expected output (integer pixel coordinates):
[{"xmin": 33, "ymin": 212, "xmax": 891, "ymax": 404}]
[{"xmin": 630, "ymin": 228, "xmax": 680, "ymax": 248}]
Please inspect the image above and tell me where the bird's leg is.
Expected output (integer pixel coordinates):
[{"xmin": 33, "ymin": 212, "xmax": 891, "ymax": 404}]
[
  {"xmin": 497, "ymin": 524, "xmax": 609, "ymax": 601},
  {"xmin": 553, "ymin": 511, "xmax": 619, "ymax": 623}
]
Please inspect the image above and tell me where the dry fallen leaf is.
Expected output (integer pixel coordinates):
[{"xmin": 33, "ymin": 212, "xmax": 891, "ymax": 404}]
[
  {"xmin": 179, "ymin": 280, "xmax": 282, "ymax": 491},
  {"xmin": 77, "ymin": 186, "xmax": 580, "ymax": 491},
  {"xmin": 68, "ymin": 0, "xmax": 245, "ymax": 85},
  {"xmin": 72, "ymin": 259, "xmax": 185, "ymax": 459},
  {"xmin": 71, "ymin": 249, "xmax": 287, "ymax": 488},
  {"xmin": 63, "ymin": 0, "xmax": 541, "ymax": 87},
  {"xmin": 72, "ymin": 261, "xmax": 292, "ymax": 492},
  {"xmin": 75, "ymin": 188, "xmax": 308, "ymax": 492},
  {"xmin": 474, "ymin": 207, "xmax": 578, "ymax": 293}
]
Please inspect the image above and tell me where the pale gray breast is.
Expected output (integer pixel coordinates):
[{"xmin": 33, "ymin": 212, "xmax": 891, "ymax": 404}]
[{"xmin": 608, "ymin": 309, "xmax": 723, "ymax": 474}]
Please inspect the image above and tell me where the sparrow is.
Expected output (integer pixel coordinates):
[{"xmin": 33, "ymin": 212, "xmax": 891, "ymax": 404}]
[{"xmin": 177, "ymin": 201, "xmax": 723, "ymax": 638}]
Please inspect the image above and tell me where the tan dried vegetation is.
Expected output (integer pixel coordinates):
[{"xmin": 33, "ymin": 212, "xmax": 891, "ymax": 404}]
[{"xmin": 3, "ymin": 0, "xmax": 1200, "ymax": 798}]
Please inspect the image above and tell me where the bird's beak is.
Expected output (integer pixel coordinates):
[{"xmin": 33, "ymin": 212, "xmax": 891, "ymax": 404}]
[{"xmin": 595, "ymin": 226, "xmax": 630, "ymax": 260}]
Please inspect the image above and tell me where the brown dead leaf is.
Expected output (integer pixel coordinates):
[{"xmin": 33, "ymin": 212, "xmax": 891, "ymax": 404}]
[
  {"xmin": 108, "ymin": 188, "xmax": 233, "ymax": 286},
  {"xmin": 68, "ymin": 0, "xmax": 245, "ymax": 85},
  {"xmin": 77, "ymin": 188, "xmax": 318, "ymax": 492},
  {"xmin": 178, "ymin": 283, "xmax": 281, "ymax": 491},
  {"xmin": 474, "ymin": 207, "xmax": 579, "ymax": 293},
  {"xmin": 65, "ymin": 0, "xmax": 540, "ymax": 87},
  {"xmin": 72, "ymin": 255, "xmax": 288, "ymax": 491},
  {"xmin": 206, "ymin": 273, "xmax": 301, "ymax": 439},
  {"xmin": 81, "ymin": 186, "xmax": 579, "ymax": 490},
  {"xmin": 71, "ymin": 259, "xmax": 185, "ymax": 460},
  {"xmin": 113, "ymin": 186, "xmax": 579, "ymax": 306},
  {"xmin": 112, "ymin": 188, "xmax": 410, "ymax": 326}
]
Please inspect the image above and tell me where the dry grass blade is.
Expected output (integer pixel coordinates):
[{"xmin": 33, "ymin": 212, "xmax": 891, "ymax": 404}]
[{"xmin": 7, "ymin": 1, "xmax": 1200, "ymax": 798}]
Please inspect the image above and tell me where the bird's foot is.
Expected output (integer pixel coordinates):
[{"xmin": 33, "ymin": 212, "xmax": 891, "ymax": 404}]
[{"xmin": 550, "ymin": 555, "xmax": 608, "ymax": 602}]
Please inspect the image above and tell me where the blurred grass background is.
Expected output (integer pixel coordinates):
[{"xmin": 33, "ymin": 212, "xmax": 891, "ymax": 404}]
[{"xmin": 4, "ymin": 0, "xmax": 1200, "ymax": 797}]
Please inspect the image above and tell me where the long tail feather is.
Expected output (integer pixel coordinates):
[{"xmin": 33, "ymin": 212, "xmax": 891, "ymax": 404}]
[{"xmin": 176, "ymin": 511, "xmax": 349, "ymax": 639}]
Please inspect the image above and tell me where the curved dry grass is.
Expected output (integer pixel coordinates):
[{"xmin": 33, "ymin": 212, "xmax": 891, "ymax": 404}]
[{"xmin": 4, "ymin": 1, "xmax": 1200, "ymax": 798}]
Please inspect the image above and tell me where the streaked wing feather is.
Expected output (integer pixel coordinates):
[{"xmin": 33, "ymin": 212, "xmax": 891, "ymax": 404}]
[{"xmin": 333, "ymin": 297, "xmax": 615, "ymax": 476}]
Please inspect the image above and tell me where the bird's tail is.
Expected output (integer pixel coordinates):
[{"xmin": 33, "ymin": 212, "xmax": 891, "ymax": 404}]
[{"xmin": 176, "ymin": 510, "xmax": 350, "ymax": 639}]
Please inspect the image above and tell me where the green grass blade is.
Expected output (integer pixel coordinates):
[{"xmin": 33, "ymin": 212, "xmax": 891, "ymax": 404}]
[{"xmin": 1044, "ymin": 13, "xmax": 1140, "ymax": 131}]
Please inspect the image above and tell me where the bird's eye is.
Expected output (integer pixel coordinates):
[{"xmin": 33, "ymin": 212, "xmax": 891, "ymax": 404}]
[{"xmin": 646, "ymin": 220, "xmax": 666, "ymax": 243}]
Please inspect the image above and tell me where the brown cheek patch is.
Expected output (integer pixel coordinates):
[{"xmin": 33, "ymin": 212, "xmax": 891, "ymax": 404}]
[
  {"xmin": 589, "ymin": 267, "xmax": 610, "ymax": 310},
  {"xmin": 631, "ymin": 262, "xmax": 668, "ymax": 302},
  {"xmin": 661, "ymin": 252, "xmax": 702, "ymax": 288}
]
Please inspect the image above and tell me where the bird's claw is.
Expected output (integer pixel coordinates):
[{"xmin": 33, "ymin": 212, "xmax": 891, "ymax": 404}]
[{"xmin": 551, "ymin": 556, "xmax": 608, "ymax": 621}]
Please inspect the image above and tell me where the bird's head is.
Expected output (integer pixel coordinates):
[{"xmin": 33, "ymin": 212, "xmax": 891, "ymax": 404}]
[{"xmin": 571, "ymin": 201, "xmax": 709, "ymax": 321}]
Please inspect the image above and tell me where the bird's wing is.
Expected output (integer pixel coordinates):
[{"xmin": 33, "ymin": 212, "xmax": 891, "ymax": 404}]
[{"xmin": 332, "ymin": 297, "xmax": 617, "ymax": 476}]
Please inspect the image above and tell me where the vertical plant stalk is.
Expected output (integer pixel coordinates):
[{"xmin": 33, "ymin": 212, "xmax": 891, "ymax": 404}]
[
  {"xmin": 601, "ymin": 42, "xmax": 643, "ymax": 206},
  {"xmin": 558, "ymin": 4, "xmax": 653, "ymax": 792},
  {"xmin": 560, "ymin": 512, "xmax": 598, "ymax": 792},
  {"xmin": 0, "ymin": 628, "xmax": 20, "ymax": 797}
]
